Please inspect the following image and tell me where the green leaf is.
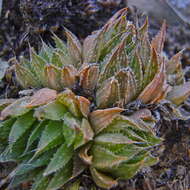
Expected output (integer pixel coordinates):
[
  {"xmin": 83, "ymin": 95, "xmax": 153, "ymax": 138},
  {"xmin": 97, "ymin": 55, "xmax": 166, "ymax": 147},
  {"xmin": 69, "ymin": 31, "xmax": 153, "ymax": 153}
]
[
  {"xmin": 9, "ymin": 169, "xmax": 41, "ymax": 189},
  {"xmin": 34, "ymin": 120, "xmax": 63, "ymax": 157},
  {"xmin": 34, "ymin": 101, "xmax": 67, "ymax": 121},
  {"xmin": 57, "ymin": 89, "xmax": 82, "ymax": 118},
  {"xmin": 98, "ymin": 31, "xmax": 126, "ymax": 62},
  {"xmin": 94, "ymin": 133, "xmax": 136, "ymax": 146},
  {"xmin": 25, "ymin": 120, "xmax": 48, "ymax": 152},
  {"xmin": 73, "ymin": 118, "xmax": 94, "ymax": 150},
  {"xmin": 47, "ymin": 162, "xmax": 72, "ymax": 190},
  {"xmin": 127, "ymin": 127, "xmax": 161, "ymax": 145},
  {"xmin": 51, "ymin": 51, "xmax": 64, "ymax": 67},
  {"xmin": 31, "ymin": 172, "xmax": 50, "ymax": 190},
  {"xmin": 90, "ymin": 167, "xmax": 117, "ymax": 189},
  {"xmin": 44, "ymin": 143, "xmax": 73, "ymax": 176},
  {"xmin": 111, "ymin": 161, "xmax": 142, "ymax": 179},
  {"xmin": 39, "ymin": 41, "xmax": 53, "ymax": 62},
  {"xmin": 15, "ymin": 63, "xmax": 41, "ymax": 88},
  {"xmin": 9, "ymin": 111, "xmax": 36, "ymax": 145},
  {"xmin": 62, "ymin": 113, "xmax": 76, "ymax": 147},
  {"xmin": 109, "ymin": 151, "xmax": 150, "ymax": 179},
  {"xmin": 13, "ymin": 150, "xmax": 54, "ymax": 176},
  {"xmin": 30, "ymin": 48, "xmax": 47, "ymax": 86},
  {"xmin": 68, "ymin": 180, "xmax": 80, "ymax": 190},
  {"xmin": 0, "ymin": 118, "xmax": 16, "ymax": 141},
  {"xmin": 99, "ymin": 36, "xmax": 127, "ymax": 82},
  {"xmin": 129, "ymin": 52, "xmax": 143, "ymax": 93},
  {"xmin": 142, "ymin": 48, "xmax": 159, "ymax": 89},
  {"xmin": 76, "ymin": 118, "xmax": 94, "ymax": 148},
  {"xmin": 53, "ymin": 34, "xmax": 68, "ymax": 52},
  {"xmin": 92, "ymin": 145, "xmax": 127, "ymax": 170},
  {"xmin": 0, "ymin": 131, "xmax": 30, "ymax": 162}
]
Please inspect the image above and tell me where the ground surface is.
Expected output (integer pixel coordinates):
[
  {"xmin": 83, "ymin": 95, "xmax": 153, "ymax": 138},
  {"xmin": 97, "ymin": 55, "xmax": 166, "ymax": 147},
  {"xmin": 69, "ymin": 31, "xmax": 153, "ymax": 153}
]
[{"xmin": 1, "ymin": 1, "xmax": 190, "ymax": 190}]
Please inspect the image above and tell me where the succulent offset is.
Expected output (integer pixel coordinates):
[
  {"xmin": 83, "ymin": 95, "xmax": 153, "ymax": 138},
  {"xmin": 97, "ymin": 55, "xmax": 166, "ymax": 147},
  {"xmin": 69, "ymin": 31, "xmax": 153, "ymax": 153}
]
[{"xmin": 0, "ymin": 8, "xmax": 190, "ymax": 190}]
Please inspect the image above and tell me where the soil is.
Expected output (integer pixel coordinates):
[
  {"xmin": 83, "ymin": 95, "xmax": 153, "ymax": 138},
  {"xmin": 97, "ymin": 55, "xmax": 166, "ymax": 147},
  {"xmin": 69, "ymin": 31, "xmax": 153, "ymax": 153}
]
[{"xmin": 0, "ymin": 0, "xmax": 126, "ymax": 60}]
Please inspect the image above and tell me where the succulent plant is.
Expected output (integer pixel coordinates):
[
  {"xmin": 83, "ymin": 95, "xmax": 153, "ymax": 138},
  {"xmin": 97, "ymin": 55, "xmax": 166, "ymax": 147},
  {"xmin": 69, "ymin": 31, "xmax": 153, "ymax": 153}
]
[{"xmin": 0, "ymin": 8, "xmax": 190, "ymax": 190}]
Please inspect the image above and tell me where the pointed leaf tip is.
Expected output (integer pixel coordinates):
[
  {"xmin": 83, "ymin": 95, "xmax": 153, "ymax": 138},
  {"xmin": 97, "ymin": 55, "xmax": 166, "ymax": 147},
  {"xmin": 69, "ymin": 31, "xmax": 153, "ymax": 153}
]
[
  {"xmin": 151, "ymin": 21, "xmax": 166, "ymax": 54},
  {"xmin": 90, "ymin": 167, "xmax": 118, "ymax": 189},
  {"xmin": 90, "ymin": 107, "xmax": 124, "ymax": 134}
]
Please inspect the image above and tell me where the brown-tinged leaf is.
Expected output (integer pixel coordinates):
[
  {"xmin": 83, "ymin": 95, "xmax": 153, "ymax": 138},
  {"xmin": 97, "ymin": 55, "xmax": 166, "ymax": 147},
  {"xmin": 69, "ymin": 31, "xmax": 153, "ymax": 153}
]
[
  {"xmin": 71, "ymin": 155, "xmax": 86, "ymax": 179},
  {"xmin": 101, "ymin": 114, "xmax": 150, "ymax": 133},
  {"xmin": 150, "ymin": 83, "xmax": 170, "ymax": 104},
  {"xmin": 151, "ymin": 21, "xmax": 166, "ymax": 54},
  {"xmin": 61, "ymin": 65, "xmax": 77, "ymax": 88},
  {"xmin": 138, "ymin": 60, "xmax": 166, "ymax": 104},
  {"xmin": 96, "ymin": 77, "xmax": 120, "ymax": 108},
  {"xmin": 129, "ymin": 51, "xmax": 143, "ymax": 93},
  {"xmin": 34, "ymin": 101, "xmax": 67, "ymax": 121},
  {"xmin": 99, "ymin": 35, "xmax": 130, "ymax": 82},
  {"xmin": 166, "ymin": 50, "xmax": 184, "ymax": 85},
  {"xmin": 104, "ymin": 8, "xmax": 128, "ymax": 30},
  {"xmin": 65, "ymin": 28, "xmax": 82, "ymax": 67},
  {"xmin": 91, "ymin": 146, "xmax": 126, "ymax": 171},
  {"xmin": 129, "ymin": 109, "xmax": 154, "ymax": 121},
  {"xmin": 90, "ymin": 167, "xmax": 118, "ymax": 189},
  {"xmin": 99, "ymin": 30, "xmax": 126, "ymax": 61},
  {"xmin": 138, "ymin": 17, "xmax": 149, "ymax": 39},
  {"xmin": 15, "ymin": 63, "xmax": 40, "ymax": 88},
  {"xmin": 0, "ymin": 97, "xmax": 31, "ymax": 120},
  {"xmin": 137, "ymin": 18, "xmax": 151, "ymax": 73},
  {"xmin": 76, "ymin": 96, "xmax": 90, "ymax": 118},
  {"xmin": 83, "ymin": 8, "xmax": 128, "ymax": 63},
  {"xmin": 83, "ymin": 32, "xmax": 100, "ymax": 63},
  {"xmin": 74, "ymin": 119, "xmax": 94, "ymax": 150},
  {"xmin": 24, "ymin": 88, "xmax": 57, "ymax": 108},
  {"xmin": 166, "ymin": 50, "xmax": 183, "ymax": 74},
  {"xmin": 90, "ymin": 108, "xmax": 124, "ymax": 134},
  {"xmin": 44, "ymin": 64, "xmax": 62, "ymax": 90},
  {"xmin": 79, "ymin": 144, "xmax": 93, "ymax": 165},
  {"xmin": 142, "ymin": 47, "xmax": 159, "ymax": 89},
  {"xmin": 116, "ymin": 68, "xmax": 137, "ymax": 105},
  {"xmin": 79, "ymin": 64, "xmax": 99, "ymax": 95},
  {"xmin": 0, "ymin": 99, "xmax": 16, "ymax": 111},
  {"xmin": 97, "ymin": 16, "xmax": 130, "ymax": 62},
  {"xmin": 167, "ymin": 82, "xmax": 190, "ymax": 105},
  {"xmin": 57, "ymin": 89, "xmax": 81, "ymax": 117},
  {"xmin": 81, "ymin": 118, "xmax": 94, "ymax": 142}
]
